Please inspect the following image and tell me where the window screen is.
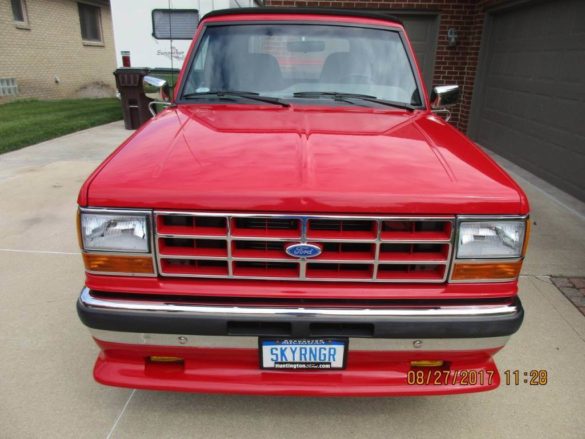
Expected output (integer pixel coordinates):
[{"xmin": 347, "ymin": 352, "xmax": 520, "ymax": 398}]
[
  {"xmin": 78, "ymin": 3, "xmax": 102, "ymax": 42},
  {"xmin": 152, "ymin": 10, "xmax": 198, "ymax": 40}
]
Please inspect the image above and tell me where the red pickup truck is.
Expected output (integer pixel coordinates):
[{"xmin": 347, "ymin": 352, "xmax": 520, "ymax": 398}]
[{"xmin": 76, "ymin": 8, "xmax": 530, "ymax": 396}]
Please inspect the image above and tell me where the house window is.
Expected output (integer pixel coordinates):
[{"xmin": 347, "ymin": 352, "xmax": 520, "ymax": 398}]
[
  {"xmin": 78, "ymin": 3, "xmax": 103, "ymax": 43},
  {"xmin": 11, "ymin": 0, "xmax": 29, "ymax": 25},
  {"xmin": 152, "ymin": 9, "xmax": 198, "ymax": 40}
]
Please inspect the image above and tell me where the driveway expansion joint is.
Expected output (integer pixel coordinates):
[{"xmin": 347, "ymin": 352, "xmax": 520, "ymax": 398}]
[{"xmin": 551, "ymin": 277, "xmax": 585, "ymax": 316}]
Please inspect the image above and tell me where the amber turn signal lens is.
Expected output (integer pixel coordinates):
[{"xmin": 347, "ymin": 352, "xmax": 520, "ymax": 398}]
[
  {"xmin": 411, "ymin": 360, "xmax": 444, "ymax": 368},
  {"xmin": 82, "ymin": 254, "xmax": 154, "ymax": 274},
  {"xmin": 149, "ymin": 356, "xmax": 184, "ymax": 363},
  {"xmin": 451, "ymin": 261, "xmax": 523, "ymax": 281}
]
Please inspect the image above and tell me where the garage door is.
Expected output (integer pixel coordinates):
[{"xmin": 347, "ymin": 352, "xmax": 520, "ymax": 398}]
[
  {"xmin": 469, "ymin": 0, "xmax": 585, "ymax": 201},
  {"xmin": 396, "ymin": 14, "xmax": 438, "ymax": 91}
]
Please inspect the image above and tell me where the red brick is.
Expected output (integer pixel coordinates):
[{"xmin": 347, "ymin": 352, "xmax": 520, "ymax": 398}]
[{"xmin": 569, "ymin": 278, "xmax": 585, "ymax": 289}]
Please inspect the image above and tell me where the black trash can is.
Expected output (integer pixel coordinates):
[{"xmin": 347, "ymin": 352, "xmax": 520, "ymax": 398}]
[{"xmin": 113, "ymin": 68, "xmax": 153, "ymax": 130}]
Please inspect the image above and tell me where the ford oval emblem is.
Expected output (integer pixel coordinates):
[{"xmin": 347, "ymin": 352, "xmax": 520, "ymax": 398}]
[{"xmin": 285, "ymin": 243, "xmax": 322, "ymax": 258}]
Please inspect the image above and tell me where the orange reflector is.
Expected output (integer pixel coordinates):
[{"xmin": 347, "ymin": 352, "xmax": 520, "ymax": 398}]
[
  {"xmin": 411, "ymin": 360, "xmax": 444, "ymax": 368},
  {"xmin": 452, "ymin": 261, "xmax": 522, "ymax": 281},
  {"xmin": 149, "ymin": 356, "xmax": 184, "ymax": 363},
  {"xmin": 83, "ymin": 253, "xmax": 154, "ymax": 274}
]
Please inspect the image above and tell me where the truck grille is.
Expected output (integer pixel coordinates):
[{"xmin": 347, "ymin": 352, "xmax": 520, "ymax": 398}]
[{"xmin": 155, "ymin": 212, "xmax": 454, "ymax": 283}]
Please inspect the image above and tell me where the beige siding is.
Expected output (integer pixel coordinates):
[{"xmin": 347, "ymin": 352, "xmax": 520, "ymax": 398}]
[{"xmin": 0, "ymin": 0, "xmax": 117, "ymax": 100}]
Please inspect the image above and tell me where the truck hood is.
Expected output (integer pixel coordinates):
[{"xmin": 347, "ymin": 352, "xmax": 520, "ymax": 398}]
[{"xmin": 84, "ymin": 105, "xmax": 528, "ymax": 214}]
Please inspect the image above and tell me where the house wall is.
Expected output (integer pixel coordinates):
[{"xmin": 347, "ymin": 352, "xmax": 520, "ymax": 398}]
[
  {"xmin": 0, "ymin": 0, "xmax": 117, "ymax": 100},
  {"xmin": 265, "ymin": 0, "xmax": 506, "ymax": 132}
]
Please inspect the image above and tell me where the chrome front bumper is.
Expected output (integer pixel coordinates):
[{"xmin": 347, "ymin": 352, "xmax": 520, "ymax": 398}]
[{"xmin": 89, "ymin": 328, "xmax": 511, "ymax": 351}]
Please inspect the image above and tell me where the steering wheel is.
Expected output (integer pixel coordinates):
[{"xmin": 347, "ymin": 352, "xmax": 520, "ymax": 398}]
[{"xmin": 337, "ymin": 73, "xmax": 374, "ymax": 84}]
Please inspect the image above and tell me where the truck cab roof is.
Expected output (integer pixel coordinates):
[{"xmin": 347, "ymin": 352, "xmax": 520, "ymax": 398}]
[{"xmin": 201, "ymin": 7, "xmax": 403, "ymax": 25}]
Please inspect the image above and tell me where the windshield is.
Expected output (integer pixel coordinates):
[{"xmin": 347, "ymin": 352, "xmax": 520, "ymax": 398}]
[{"xmin": 181, "ymin": 24, "xmax": 423, "ymax": 107}]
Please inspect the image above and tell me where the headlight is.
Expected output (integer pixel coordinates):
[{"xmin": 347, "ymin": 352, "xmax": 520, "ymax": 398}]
[
  {"xmin": 80, "ymin": 211, "xmax": 149, "ymax": 253},
  {"xmin": 457, "ymin": 220, "xmax": 526, "ymax": 259}
]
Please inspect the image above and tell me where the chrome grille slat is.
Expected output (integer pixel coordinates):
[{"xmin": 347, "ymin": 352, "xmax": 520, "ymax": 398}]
[
  {"xmin": 157, "ymin": 234, "xmax": 451, "ymax": 243},
  {"xmin": 159, "ymin": 256, "xmax": 449, "ymax": 264},
  {"xmin": 155, "ymin": 212, "xmax": 454, "ymax": 283},
  {"xmin": 226, "ymin": 215, "xmax": 233, "ymax": 277},
  {"xmin": 373, "ymin": 219, "xmax": 382, "ymax": 280}
]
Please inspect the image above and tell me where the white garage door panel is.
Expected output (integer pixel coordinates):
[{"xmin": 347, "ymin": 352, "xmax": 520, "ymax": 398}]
[{"xmin": 470, "ymin": 0, "xmax": 585, "ymax": 201}]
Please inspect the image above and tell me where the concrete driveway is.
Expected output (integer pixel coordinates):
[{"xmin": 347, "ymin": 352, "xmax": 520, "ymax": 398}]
[{"xmin": 1, "ymin": 121, "xmax": 584, "ymax": 438}]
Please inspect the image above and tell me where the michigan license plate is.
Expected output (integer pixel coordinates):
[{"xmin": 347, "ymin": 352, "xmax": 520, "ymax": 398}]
[{"xmin": 260, "ymin": 338, "xmax": 347, "ymax": 370}]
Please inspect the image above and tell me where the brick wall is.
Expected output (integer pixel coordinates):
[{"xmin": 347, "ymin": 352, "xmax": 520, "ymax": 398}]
[
  {"xmin": 265, "ymin": 0, "xmax": 504, "ymax": 133},
  {"xmin": 0, "ymin": 0, "xmax": 117, "ymax": 100}
]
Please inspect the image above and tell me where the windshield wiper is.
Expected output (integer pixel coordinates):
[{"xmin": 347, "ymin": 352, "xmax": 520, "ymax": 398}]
[
  {"xmin": 183, "ymin": 91, "xmax": 290, "ymax": 107},
  {"xmin": 293, "ymin": 91, "xmax": 415, "ymax": 111}
]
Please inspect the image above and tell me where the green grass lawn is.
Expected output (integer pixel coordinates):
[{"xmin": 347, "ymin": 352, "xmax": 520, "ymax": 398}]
[{"xmin": 0, "ymin": 98, "xmax": 123, "ymax": 154}]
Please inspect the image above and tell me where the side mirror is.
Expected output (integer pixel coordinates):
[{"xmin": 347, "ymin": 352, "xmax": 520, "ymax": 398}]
[
  {"xmin": 143, "ymin": 75, "xmax": 170, "ymax": 102},
  {"xmin": 430, "ymin": 85, "xmax": 460, "ymax": 109},
  {"xmin": 143, "ymin": 75, "xmax": 172, "ymax": 116}
]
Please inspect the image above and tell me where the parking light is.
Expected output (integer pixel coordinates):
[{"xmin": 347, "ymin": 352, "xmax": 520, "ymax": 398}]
[
  {"xmin": 451, "ymin": 261, "xmax": 523, "ymax": 281},
  {"xmin": 410, "ymin": 360, "xmax": 444, "ymax": 367},
  {"xmin": 82, "ymin": 254, "xmax": 154, "ymax": 274},
  {"xmin": 149, "ymin": 356, "xmax": 184, "ymax": 363}
]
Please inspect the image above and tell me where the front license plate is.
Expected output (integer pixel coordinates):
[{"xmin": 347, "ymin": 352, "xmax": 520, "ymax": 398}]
[{"xmin": 260, "ymin": 338, "xmax": 347, "ymax": 370}]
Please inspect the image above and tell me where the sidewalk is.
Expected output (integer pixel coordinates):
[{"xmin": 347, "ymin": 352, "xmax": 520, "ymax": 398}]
[{"xmin": 0, "ymin": 122, "xmax": 583, "ymax": 438}]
